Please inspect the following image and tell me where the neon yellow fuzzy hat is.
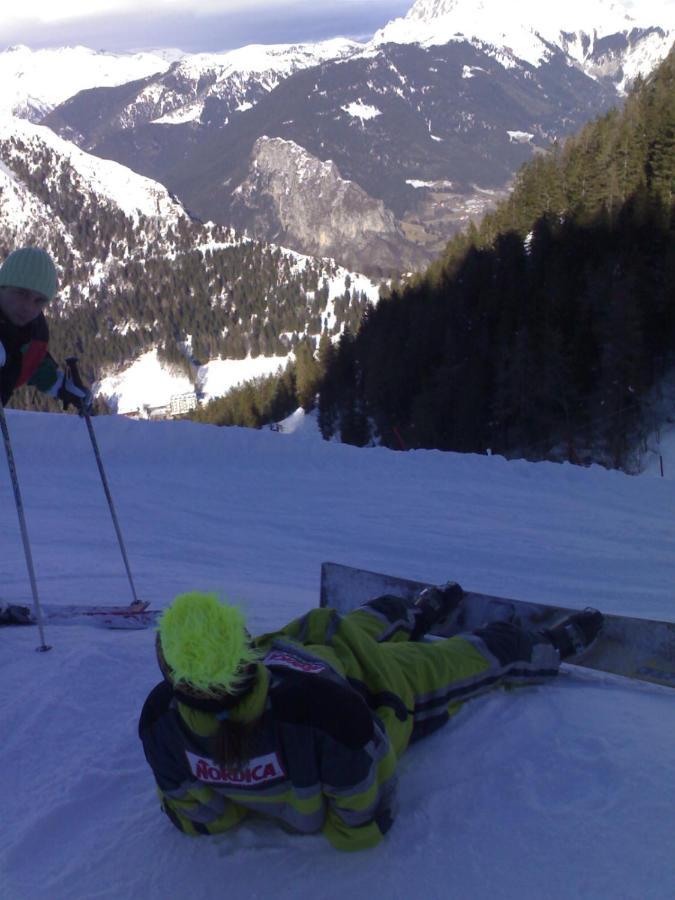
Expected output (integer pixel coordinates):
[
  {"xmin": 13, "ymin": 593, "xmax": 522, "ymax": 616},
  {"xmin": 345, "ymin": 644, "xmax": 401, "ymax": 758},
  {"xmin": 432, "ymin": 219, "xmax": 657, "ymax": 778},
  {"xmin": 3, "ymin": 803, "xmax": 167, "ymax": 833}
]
[{"xmin": 157, "ymin": 592, "xmax": 260, "ymax": 696}]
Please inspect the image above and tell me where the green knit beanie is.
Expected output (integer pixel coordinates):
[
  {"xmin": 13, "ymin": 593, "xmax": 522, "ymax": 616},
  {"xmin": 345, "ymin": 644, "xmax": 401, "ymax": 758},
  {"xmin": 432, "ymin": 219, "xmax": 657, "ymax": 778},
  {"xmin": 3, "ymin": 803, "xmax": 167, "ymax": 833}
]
[
  {"xmin": 157, "ymin": 592, "xmax": 260, "ymax": 696},
  {"xmin": 0, "ymin": 247, "xmax": 58, "ymax": 302}
]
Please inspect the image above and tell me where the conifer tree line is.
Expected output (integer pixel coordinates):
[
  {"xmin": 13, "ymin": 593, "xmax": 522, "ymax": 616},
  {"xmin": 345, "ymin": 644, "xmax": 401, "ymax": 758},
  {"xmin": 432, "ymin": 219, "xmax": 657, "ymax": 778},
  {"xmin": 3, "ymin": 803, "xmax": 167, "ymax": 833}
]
[
  {"xmin": 0, "ymin": 133, "xmax": 371, "ymax": 414},
  {"xmin": 318, "ymin": 45, "xmax": 675, "ymax": 471}
]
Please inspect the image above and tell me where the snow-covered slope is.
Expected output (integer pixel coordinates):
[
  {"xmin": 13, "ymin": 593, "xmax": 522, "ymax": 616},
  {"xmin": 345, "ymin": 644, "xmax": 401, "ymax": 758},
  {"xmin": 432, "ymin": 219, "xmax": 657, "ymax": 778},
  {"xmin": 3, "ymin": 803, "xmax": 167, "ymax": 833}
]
[
  {"xmin": 0, "ymin": 411, "xmax": 674, "ymax": 899},
  {"xmin": 0, "ymin": 44, "xmax": 172, "ymax": 121},
  {"xmin": 0, "ymin": 115, "xmax": 187, "ymax": 222},
  {"xmin": 95, "ymin": 349, "xmax": 291, "ymax": 414},
  {"xmin": 0, "ymin": 114, "xmax": 191, "ymax": 310},
  {"xmin": 0, "ymin": 114, "xmax": 186, "ymax": 237}
]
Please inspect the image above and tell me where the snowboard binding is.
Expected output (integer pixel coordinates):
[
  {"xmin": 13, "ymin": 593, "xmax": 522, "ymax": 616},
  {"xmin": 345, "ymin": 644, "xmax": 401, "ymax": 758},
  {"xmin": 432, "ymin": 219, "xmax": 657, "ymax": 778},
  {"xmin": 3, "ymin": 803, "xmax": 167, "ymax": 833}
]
[
  {"xmin": 413, "ymin": 581, "xmax": 464, "ymax": 638},
  {"xmin": 545, "ymin": 609, "xmax": 604, "ymax": 659}
]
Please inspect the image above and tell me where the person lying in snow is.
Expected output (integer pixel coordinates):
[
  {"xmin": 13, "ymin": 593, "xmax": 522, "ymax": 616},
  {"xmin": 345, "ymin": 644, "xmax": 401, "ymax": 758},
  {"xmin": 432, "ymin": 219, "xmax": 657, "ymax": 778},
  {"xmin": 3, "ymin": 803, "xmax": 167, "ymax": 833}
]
[
  {"xmin": 0, "ymin": 246, "xmax": 92, "ymax": 411},
  {"xmin": 139, "ymin": 588, "xmax": 603, "ymax": 851}
]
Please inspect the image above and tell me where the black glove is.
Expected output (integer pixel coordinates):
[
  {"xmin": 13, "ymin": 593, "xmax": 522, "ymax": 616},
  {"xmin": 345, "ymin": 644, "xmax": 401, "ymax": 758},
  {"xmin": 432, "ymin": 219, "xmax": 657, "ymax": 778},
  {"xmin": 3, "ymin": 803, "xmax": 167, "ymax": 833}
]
[
  {"xmin": 58, "ymin": 372, "xmax": 93, "ymax": 416},
  {"xmin": 0, "ymin": 603, "xmax": 33, "ymax": 626}
]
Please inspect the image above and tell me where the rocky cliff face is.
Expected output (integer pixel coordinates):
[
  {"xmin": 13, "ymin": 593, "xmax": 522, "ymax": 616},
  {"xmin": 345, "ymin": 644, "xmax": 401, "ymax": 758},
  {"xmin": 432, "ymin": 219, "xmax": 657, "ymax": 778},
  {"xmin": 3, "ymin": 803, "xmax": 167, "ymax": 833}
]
[{"xmin": 230, "ymin": 137, "xmax": 428, "ymax": 274}]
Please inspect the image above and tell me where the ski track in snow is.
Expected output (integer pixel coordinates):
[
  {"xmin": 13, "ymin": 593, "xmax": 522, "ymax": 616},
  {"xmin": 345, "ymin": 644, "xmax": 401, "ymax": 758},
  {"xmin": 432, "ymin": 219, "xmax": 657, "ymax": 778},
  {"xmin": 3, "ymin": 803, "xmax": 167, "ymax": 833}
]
[{"xmin": 1, "ymin": 410, "xmax": 674, "ymax": 899}]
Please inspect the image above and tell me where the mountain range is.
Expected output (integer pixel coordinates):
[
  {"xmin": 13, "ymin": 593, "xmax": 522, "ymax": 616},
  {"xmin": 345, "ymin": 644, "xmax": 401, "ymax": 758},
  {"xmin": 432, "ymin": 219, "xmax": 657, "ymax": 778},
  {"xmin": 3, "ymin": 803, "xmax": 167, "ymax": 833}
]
[
  {"xmin": 30, "ymin": 0, "xmax": 674, "ymax": 272},
  {"xmin": 0, "ymin": 44, "xmax": 174, "ymax": 122},
  {"xmin": 0, "ymin": 0, "xmax": 673, "ymax": 414}
]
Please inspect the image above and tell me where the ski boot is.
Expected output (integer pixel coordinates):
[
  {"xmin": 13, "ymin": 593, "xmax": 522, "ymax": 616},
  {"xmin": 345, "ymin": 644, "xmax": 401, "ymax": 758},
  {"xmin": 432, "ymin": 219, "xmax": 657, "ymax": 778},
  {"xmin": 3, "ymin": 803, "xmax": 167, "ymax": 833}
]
[
  {"xmin": 545, "ymin": 609, "xmax": 604, "ymax": 659},
  {"xmin": 412, "ymin": 581, "xmax": 464, "ymax": 639}
]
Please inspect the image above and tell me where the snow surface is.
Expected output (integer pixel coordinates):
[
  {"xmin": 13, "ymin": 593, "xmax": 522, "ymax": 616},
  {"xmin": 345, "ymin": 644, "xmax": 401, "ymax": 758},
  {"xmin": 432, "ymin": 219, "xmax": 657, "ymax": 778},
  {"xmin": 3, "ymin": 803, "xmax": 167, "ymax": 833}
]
[
  {"xmin": 152, "ymin": 100, "xmax": 205, "ymax": 125},
  {"xmin": 508, "ymin": 130, "xmax": 534, "ymax": 143},
  {"xmin": 1, "ymin": 409, "xmax": 674, "ymax": 899},
  {"xmin": 406, "ymin": 178, "xmax": 455, "ymax": 188},
  {"xmin": 96, "ymin": 351, "xmax": 295, "ymax": 414},
  {"xmin": 342, "ymin": 101, "xmax": 383, "ymax": 121},
  {"xmin": 96, "ymin": 350, "xmax": 196, "ymax": 415},
  {"xmin": 198, "ymin": 355, "xmax": 290, "ymax": 404}
]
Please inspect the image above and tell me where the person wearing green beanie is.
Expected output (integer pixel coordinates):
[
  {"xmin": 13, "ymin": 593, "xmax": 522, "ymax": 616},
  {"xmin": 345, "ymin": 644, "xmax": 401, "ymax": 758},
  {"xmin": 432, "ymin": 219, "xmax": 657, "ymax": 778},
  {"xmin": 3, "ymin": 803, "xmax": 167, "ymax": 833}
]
[
  {"xmin": 0, "ymin": 246, "xmax": 92, "ymax": 412},
  {"xmin": 139, "ymin": 589, "xmax": 603, "ymax": 851}
]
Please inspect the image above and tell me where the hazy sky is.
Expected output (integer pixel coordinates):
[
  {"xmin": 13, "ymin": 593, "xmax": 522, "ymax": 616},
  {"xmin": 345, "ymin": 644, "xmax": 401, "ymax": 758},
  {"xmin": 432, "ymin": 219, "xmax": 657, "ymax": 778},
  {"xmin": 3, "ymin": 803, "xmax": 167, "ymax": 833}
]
[
  {"xmin": 0, "ymin": 1, "xmax": 412, "ymax": 52},
  {"xmin": 0, "ymin": 0, "xmax": 672, "ymax": 54}
]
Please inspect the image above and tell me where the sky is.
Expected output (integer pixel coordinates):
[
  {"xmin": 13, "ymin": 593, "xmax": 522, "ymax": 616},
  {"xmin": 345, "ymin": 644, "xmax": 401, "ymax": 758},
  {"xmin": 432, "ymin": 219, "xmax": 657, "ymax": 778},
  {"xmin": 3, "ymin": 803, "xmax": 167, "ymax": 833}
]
[
  {"xmin": 0, "ymin": 0, "xmax": 412, "ymax": 53},
  {"xmin": 1, "ymin": 0, "xmax": 673, "ymax": 54}
]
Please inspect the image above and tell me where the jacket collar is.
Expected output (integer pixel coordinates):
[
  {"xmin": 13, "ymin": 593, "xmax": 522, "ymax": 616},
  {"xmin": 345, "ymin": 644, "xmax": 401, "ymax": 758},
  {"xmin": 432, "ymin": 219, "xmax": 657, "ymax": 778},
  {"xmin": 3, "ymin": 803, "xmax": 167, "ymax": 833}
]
[{"xmin": 177, "ymin": 663, "xmax": 270, "ymax": 734}]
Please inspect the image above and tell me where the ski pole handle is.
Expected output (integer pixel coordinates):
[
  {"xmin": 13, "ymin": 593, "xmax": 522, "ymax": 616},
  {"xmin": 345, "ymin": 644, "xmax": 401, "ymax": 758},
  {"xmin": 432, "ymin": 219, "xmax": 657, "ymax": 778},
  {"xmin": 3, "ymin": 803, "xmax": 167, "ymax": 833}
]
[
  {"xmin": 65, "ymin": 355, "xmax": 86, "ymax": 395},
  {"xmin": 65, "ymin": 356, "xmax": 94, "ymax": 418}
]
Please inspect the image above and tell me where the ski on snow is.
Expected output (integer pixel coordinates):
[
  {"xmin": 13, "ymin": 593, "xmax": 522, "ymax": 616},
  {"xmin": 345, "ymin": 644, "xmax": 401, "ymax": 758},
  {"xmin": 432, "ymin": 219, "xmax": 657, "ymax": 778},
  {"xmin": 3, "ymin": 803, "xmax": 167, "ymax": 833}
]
[{"xmin": 9, "ymin": 601, "xmax": 160, "ymax": 630}]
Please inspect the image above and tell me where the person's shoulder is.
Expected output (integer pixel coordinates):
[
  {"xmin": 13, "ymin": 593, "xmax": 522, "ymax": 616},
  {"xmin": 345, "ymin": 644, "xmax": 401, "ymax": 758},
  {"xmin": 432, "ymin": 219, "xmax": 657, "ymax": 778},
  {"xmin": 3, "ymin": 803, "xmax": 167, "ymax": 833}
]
[
  {"xmin": 139, "ymin": 680, "xmax": 174, "ymax": 738},
  {"xmin": 270, "ymin": 670, "xmax": 374, "ymax": 749}
]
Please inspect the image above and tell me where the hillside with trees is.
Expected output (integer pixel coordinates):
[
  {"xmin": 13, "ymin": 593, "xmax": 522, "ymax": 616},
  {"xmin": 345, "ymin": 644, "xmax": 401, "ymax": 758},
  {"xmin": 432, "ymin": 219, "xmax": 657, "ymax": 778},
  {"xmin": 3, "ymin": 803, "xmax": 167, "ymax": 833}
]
[
  {"xmin": 318, "ymin": 45, "xmax": 675, "ymax": 471},
  {"xmin": 187, "ymin": 336, "xmax": 331, "ymax": 428},
  {"xmin": 0, "ymin": 129, "xmax": 372, "ymax": 413}
]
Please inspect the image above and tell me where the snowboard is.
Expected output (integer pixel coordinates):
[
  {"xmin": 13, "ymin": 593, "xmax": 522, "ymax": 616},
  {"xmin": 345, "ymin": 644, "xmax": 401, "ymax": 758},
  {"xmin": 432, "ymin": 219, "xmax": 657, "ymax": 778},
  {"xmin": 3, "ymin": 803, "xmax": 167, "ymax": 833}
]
[{"xmin": 320, "ymin": 562, "xmax": 675, "ymax": 690}]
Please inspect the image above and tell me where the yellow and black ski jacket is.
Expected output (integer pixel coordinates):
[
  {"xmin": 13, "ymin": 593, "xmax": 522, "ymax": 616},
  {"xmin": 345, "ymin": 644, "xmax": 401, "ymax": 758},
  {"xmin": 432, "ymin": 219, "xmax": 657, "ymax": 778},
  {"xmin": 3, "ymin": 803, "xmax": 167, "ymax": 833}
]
[{"xmin": 139, "ymin": 601, "xmax": 559, "ymax": 851}]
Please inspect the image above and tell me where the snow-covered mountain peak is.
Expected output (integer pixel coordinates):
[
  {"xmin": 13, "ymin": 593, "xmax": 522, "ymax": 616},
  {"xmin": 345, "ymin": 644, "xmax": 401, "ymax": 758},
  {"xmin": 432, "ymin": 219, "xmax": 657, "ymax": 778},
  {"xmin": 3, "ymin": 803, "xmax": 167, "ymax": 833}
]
[
  {"xmin": 374, "ymin": 0, "xmax": 672, "ymax": 77},
  {"xmin": 0, "ymin": 44, "xmax": 171, "ymax": 122},
  {"xmin": 170, "ymin": 38, "xmax": 360, "ymax": 83},
  {"xmin": 402, "ymin": 0, "xmax": 636, "ymax": 34},
  {"xmin": 221, "ymin": 38, "xmax": 360, "ymax": 73}
]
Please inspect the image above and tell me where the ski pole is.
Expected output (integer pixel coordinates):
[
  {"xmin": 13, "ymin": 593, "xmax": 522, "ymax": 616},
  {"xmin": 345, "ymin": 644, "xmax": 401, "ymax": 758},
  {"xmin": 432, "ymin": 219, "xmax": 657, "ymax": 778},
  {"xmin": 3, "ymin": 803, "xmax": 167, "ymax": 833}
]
[
  {"xmin": 0, "ymin": 397, "xmax": 51, "ymax": 651},
  {"xmin": 66, "ymin": 357, "xmax": 141, "ymax": 607}
]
